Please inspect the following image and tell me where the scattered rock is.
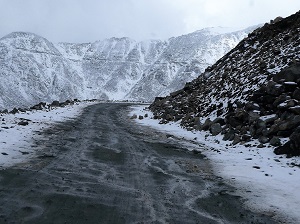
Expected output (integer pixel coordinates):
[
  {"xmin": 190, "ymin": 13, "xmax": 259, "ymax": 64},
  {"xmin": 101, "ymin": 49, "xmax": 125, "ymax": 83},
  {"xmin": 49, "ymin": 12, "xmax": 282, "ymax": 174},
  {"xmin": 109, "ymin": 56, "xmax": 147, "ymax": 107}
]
[
  {"xmin": 18, "ymin": 121, "xmax": 29, "ymax": 126},
  {"xmin": 130, "ymin": 114, "xmax": 137, "ymax": 119},
  {"xmin": 10, "ymin": 108, "xmax": 19, "ymax": 114}
]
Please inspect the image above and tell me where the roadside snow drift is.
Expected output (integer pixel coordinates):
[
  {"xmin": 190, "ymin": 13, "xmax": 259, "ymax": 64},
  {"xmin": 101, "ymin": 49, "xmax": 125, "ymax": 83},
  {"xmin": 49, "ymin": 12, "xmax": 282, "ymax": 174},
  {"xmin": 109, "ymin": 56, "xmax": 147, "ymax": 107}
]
[
  {"xmin": 0, "ymin": 101, "xmax": 95, "ymax": 168},
  {"xmin": 130, "ymin": 105, "xmax": 300, "ymax": 224}
]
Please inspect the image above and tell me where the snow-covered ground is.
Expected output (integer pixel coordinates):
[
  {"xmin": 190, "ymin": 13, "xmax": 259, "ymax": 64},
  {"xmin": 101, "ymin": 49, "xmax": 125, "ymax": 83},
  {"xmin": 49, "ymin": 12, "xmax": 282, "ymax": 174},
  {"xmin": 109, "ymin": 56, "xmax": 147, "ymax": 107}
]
[
  {"xmin": 130, "ymin": 105, "xmax": 300, "ymax": 224},
  {"xmin": 0, "ymin": 101, "xmax": 96, "ymax": 168}
]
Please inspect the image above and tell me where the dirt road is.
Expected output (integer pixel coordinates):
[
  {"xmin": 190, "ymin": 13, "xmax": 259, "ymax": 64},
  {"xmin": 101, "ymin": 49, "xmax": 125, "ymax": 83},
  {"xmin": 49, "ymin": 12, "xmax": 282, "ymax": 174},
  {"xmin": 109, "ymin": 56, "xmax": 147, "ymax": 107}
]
[{"xmin": 0, "ymin": 103, "xmax": 276, "ymax": 224}]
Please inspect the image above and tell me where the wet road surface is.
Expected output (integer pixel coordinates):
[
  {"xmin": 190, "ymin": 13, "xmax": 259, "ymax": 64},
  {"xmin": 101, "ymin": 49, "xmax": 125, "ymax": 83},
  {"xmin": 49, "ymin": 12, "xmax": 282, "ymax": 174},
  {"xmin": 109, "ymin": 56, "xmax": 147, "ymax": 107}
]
[{"xmin": 0, "ymin": 103, "xmax": 276, "ymax": 224}]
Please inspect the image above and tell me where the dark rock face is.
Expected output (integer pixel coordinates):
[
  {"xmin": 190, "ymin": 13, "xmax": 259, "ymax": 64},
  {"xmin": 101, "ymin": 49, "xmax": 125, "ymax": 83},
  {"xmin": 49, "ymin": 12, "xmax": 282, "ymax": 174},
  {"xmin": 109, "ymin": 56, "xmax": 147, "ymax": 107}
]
[{"xmin": 149, "ymin": 10, "xmax": 300, "ymax": 156}]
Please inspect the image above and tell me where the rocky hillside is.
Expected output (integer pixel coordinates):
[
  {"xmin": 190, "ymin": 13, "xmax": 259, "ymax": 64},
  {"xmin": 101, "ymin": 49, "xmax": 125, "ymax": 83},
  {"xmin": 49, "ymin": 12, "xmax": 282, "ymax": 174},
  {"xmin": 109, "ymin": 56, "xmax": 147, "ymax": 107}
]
[
  {"xmin": 0, "ymin": 27, "xmax": 254, "ymax": 109},
  {"xmin": 149, "ymin": 11, "xmax": 300, "ymax": 156}
]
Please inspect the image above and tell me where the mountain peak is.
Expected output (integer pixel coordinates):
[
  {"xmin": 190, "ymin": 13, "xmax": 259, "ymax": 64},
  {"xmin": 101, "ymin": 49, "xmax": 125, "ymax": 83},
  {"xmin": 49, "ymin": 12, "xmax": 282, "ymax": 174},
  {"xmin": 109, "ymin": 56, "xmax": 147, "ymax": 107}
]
[
  {"xmin": 0, "ymin": 31, "xmax": 60, "ymax": 55},
  {"xmin": 195, "ymin": 26, "xmax": 244, "ymax": 35}
]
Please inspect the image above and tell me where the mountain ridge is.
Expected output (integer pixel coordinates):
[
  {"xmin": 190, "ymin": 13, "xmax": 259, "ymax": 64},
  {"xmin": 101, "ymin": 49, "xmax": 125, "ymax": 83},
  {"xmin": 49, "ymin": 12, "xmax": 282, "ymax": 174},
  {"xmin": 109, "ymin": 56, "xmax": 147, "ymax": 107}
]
[{"xmin": 0, "ymin": 26, "xmax": 256, "ymax": 109}]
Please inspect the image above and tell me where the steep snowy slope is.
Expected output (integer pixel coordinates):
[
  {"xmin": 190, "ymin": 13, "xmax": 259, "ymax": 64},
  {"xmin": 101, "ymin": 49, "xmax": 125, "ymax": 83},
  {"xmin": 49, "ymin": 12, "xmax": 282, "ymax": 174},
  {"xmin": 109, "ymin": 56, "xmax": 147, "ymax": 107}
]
[
  {"xmin": 0, "ymin": 32, "xmax": 86, "ymax": 108},
  {"xmin": 126, "ymin": 26, "xmax": 257, "ymax": 101},
  {"xmin": 82, "ymin": 38, "xmax": 167, "ymax": 99}
]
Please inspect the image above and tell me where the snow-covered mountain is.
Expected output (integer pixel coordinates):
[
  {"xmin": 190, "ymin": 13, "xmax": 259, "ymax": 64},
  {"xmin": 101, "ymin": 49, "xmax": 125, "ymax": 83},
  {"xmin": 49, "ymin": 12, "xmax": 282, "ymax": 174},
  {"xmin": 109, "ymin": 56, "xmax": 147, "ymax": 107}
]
[
  {"xmin": 0, "ymin": 27, "xmax": 255, "ymax": 109},
  {"xmin": 127, "ymin": 26, "xmax": 257, "ymax": 101},
  {"xmin": 0, "ymin": 32, "xmax": 86, "ymax": 108}
]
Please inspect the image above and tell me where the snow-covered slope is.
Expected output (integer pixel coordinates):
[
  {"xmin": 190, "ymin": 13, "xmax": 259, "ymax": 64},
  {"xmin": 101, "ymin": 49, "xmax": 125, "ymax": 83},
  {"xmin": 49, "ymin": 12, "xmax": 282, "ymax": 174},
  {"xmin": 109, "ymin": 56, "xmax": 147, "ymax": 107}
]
[
  {"xmin": 82, "ymin": 38, "xmax": 167, "ymax": 100},
  {"xmin": 0, "ymin": 27, "xmax": 255, "ymax": 109},
  {"xmin": 0, "ymin": 32, "xmax": 86, "ymax": 108},
  {"xmin": 126, "ymin": 27, "xmax": 256, "ymax": 101}
]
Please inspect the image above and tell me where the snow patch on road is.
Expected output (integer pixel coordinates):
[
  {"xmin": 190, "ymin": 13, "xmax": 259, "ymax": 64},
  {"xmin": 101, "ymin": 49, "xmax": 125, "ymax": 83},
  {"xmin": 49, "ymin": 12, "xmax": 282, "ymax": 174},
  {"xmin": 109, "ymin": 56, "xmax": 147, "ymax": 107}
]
[
  {"xmin": 0, "ymin": 101, "xmax": 96, "ymax": 168},
  {"xmin": 130, "ymin": 105, "xmax": 300, "ymax": 224}
]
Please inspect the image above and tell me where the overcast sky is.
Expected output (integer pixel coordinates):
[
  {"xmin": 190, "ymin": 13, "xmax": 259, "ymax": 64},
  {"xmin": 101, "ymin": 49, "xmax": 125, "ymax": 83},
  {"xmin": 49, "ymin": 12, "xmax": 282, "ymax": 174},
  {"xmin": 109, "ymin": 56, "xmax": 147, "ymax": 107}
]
[{"xmin": 0, "ymin": 0, "xmax": 300, "ymax": 43}]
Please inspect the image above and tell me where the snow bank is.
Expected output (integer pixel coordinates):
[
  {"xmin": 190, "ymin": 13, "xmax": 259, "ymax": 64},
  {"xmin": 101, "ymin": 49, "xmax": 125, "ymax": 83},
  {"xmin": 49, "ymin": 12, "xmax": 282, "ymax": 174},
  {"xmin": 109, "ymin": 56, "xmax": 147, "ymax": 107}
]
[
  {"xmin": 130, "ymin": 105, "xmax": 300, "ymax": 224},
  {"xmin": 0, "ymin": 101, "xmax": 96, "ymax": 168}
]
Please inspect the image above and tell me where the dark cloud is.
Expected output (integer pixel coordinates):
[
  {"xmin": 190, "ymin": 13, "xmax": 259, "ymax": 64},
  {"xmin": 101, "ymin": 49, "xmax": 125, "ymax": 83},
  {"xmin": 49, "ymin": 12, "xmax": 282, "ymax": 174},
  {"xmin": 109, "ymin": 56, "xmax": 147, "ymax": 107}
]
[{"xmin": 0, "ymin": 0, "xmax": 299, "ymax": 43}]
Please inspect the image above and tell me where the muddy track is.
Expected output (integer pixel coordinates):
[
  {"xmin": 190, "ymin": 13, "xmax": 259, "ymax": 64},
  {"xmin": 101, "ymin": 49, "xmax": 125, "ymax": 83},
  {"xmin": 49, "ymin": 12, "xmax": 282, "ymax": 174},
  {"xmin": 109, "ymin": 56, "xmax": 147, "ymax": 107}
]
[{"xmin": 0, "ymin": 103, "xmax": 276, "ymax": 224}]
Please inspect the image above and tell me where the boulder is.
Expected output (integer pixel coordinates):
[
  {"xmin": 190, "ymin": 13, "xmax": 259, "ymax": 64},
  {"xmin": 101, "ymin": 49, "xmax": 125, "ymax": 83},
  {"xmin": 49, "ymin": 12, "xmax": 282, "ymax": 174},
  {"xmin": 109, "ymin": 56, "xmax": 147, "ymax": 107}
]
[
  {"xmin": 289, "ymin": 106, "xmax": 300, "ymax": 115},
  {"xmin": 248, "ymin": 111, "xmax": 260, "ymax": 123},
  {"xmin": 201, "ymin": 118, "xmax": 212, "ymax": 131},
  {"xmin": 266, "ymin": 81, "xmax": 285, "ymax": 96},
  {"xmin": 279, "ymin": 115, "xmax": 300, "ymax": 130},
  {"xmin": 261, "ymin": 114, "xmax": 278, "ymax": 125},
  {"xmin": 273, "ymin": 94, "xmax": 289, "ymax": 107},
  {"xmin": 269, "ymin": 115, "xmax": 300, "ymax": 135},
  {"xmin": 274, "ymin": 139, "xmax": 300, "ymax": 156},
  {"xmin": 210, "ymin": 123, "xmax": 222, "ymax": 136},
  {"xmin": 259, "ymin": 136, "xmax": 269, "ymax": 144},
  {"xmin": 261, "ymin": 95, "xmax": 277, "ymax": 104},
  {"xmin": 223, "ymin": 129, "xmax": 235, "ymax": 141},
  {"xmin": 232, "ymin": 135, "xmax": 241, "ymax": 145},
  {"xmin": 165, "ymin": 114, "xmax": 173, "ymax": 121},
  {"xmin": 274, "ymin": 141, "xmax": 292, "ymax": 155},
  {"xmin": 292, "ymin": 88, "xmax": 300, "ymax": 100},
  {"xmin": 283, "ymin": 81, "xmax": 298, "ymax": 92},
  {"xmin": 226, "ymin": 116, "xmax": 242, "ymax": 128},
  {"xmin": 269, "ymin": 136, "xmax": 281, "ymax": 146},
  {"xmin": 234, "ymin": 109, "xmax": 248, "ymax": 121},
  {"xmin": 242, "ymin": 134, "xmax": 251, "ymax": 142},
  {"xmin": 51, "ymin": 101, "xmax": 60, "ymax": 107},
  {"xmin": 245, "ymin": 102, "xmax": 260, "ymax": 111},
  {"xmin": 30, "ymin": 102, "xmax": 46, "ymax": 110},
  {"xmin": 212, "ymin": 117, "xmax": 226, "ymax": 126},
  {"xmin": 290, "ymin": 127, "xmax": 300, "ymax": 154},
  {"xmin": 273, "ymin": 63, "xmax": 300, "ymax": 83}
]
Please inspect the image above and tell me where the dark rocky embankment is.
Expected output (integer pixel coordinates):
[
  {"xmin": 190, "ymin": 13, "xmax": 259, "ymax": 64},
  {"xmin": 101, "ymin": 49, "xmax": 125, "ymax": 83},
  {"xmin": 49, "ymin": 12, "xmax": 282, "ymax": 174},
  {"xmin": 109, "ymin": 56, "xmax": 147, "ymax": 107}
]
[{"xmin": 149, "ymin": 11, "xmax": 300, "ymax": 157}]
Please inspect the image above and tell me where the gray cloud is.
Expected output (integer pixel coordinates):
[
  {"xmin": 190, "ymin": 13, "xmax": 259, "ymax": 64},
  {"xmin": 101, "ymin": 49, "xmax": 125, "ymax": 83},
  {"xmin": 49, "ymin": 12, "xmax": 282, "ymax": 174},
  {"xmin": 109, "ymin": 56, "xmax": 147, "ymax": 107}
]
[{"xmin": 0, "ymin": 0, "xmax": 300, "ymax": 43}]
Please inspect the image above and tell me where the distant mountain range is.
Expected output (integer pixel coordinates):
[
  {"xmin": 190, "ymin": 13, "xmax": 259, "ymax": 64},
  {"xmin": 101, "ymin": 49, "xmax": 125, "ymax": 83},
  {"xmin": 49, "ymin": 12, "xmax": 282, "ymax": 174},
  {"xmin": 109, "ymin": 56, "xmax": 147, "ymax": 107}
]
[{"xmin": 0, "ymin": 26, "xmax": 256, "ymax": 109}]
